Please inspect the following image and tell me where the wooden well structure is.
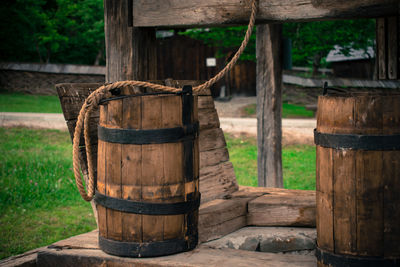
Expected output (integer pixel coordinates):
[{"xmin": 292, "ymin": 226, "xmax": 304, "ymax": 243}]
[
  {"xmin": 13, "ymin": 1, "xmax": 398, "ymax": 266},
  {"xmin": 100, "ymin": 1, "xmax": 399, "ymax": 265},
  {"xmin": 102, "ymin": 0, "xmax": 399, "ymax": 189}
]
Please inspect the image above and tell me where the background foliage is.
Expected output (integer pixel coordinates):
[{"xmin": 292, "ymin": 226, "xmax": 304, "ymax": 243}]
[
  {"xmin": 1, "ymin": 0, "xmax": 375, "ymax": 71},
  {"xmin": 181, "ymin": 20, "xmax": 375, "ymax": 73},
  {"xmin": 0, "ymin": 0, "xmax": 104, "ymax": 65}
]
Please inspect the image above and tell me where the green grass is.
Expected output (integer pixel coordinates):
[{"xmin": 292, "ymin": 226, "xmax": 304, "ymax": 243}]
[
  {"xmin": 0, "ymin": 128, "xmax": 315, "ymax": 259},
  {"xmin": 243, "ymin": 102, "xmax": 314, "ymax": 118},
  {"xmin": 0, "ymin": 128, "xmax": 96, "ymax": 259},
  {"xmin": 0, "ymin": 93, "xmax": 62, "ymax": 113},
  {"xmin": 225, "ymin": 134, "xmax": 315, "ymax": 190}
]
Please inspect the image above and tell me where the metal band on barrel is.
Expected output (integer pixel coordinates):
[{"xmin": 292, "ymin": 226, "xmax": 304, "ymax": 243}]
[
  {"xmin": 316, "ymin": 248, "xmax": 399, "ymax": 267},
  {"xmin": 98, "ymin": 122, "xmax": 198, "ymax": 144},
  {"xmin": 181, "ymin": 85, "xmax": 195, "ymax": 182},
  {"xmin": 99, "ymin": 232, "xmax": 198, "ymax": 258},
  {"xmin": 94, "ymin": 190, "xmax": 201, "ymax": 215},
  {"xmin": 314, "ymin": 129, "xmax": 400, "ymax": 150}
]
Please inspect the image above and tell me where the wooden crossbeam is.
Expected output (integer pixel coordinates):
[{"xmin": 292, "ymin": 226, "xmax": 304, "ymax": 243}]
[{"xmin": 132, "ymin": 0, "xmax": 397, "ymax": 28}]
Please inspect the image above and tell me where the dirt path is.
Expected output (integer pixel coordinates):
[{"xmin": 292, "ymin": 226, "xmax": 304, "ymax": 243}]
[
  {"xmin": 215, "ymin": 98, "xmax": 315, "ymax": 145},
  {"xmin": 214, "ymin": 97, "xmax": 257, "ymax": 118},
  {"xmin": 0, "ymin": 112, "xmax": 67, "ymax": 130},
  {"xmin": 0, "ymin": 97, "xmax": 315, "ymax": 145}
]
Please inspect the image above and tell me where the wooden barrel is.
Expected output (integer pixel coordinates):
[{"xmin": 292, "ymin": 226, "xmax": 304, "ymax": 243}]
[
  {"xmin": 315, "ymin": 90, "xmax": 400, "ymax": 266},
  {"xmin": 95, "ymin": 85, "xmax": 200, "ymax": 257}
]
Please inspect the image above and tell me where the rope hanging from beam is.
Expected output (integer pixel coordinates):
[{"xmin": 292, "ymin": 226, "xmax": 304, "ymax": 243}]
[{"xmin": 72, "ymin": 0, "xmax": 258, "ymax": 201}]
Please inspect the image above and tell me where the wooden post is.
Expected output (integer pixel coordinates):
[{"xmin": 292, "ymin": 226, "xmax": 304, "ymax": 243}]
[
  {"xmin": 92, "ymin": 0, "xmax": 157, "ymax": 224},
  {"xmin": 104, "ymin": 0, "xmax": 157, "ymax": 82},
  {"xmin": 376, "ymin": 15, "xmax": 399, "ymax": 80},
  {"xmin": 256, "ymin": 24, "xmax": 283, "ymax": 188}
]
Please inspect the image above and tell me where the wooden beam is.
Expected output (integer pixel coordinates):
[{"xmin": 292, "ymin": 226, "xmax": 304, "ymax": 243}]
[
  {"xmin": 377, "ymin": 18, "xmax": 388, "ymax": 80},
  {"xmin": 104, "ymin": 0, "xmax": 157, "ymax": 82},
  {"xmin": 132, "ymin": 0, "xmax": 397, "ymax": 28},
  {"xmin": 247, "ymin": 191, "xmax": 316, "ymax": 227},
  {"xmin": 256, "ymin": 24, "xmax": 283, "ymax": 188},
  {"xmin": 376, "ymin": 15, "xmax": 400, "ymax": 80},
  {"xmin": 387, "ymin": 16, "xmax": 398, "ymax": 79},
  {"xmin": 199, "ymin": 198, "xmax": 249, "ymax": 242}
]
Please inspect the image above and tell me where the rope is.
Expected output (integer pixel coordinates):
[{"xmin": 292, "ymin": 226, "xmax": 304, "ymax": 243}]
[{"xmin": 73, "ymin": 0, "xmax": 258, "ymax": 201}]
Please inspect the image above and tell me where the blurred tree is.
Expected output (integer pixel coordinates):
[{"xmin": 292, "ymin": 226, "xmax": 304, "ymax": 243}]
[
  {"xmin": 0, "ymin": 0, "xmax": 104, "ymax": 65},
  {"xmin": 0, "ymin": 1, "xmax": 375, "ymax": 70},
  {"xmin": 181, "ymin": 19, "xmax": 375, "ymax": 76},
  {"xmin": 285, "ymin": 20, "xmax": 375, "ymax": 76}
]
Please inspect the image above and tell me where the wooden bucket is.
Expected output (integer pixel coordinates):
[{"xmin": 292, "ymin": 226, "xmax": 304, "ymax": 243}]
[
  {"xmin": 95, "ymin": 85, "xmax": 200, "ymax": 257},
  {"xmin": 315, "ymin": 90, "xmax": 400, "ymax": 266}
]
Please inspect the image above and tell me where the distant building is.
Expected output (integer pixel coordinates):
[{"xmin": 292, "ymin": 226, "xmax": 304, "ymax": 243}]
[{"xmin": 326, "ymin": 45, "xmax": 375, "ymax": 79}]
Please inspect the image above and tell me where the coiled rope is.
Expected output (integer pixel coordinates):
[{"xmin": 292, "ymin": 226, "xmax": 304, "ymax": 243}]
[{"xmin": 73, "ymin": 0, "xmax": 258, "ymax": 201}]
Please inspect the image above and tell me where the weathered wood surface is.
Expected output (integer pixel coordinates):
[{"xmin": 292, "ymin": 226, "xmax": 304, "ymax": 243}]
[
  {"xmin": 132, "ymin": 0, "xmax": 397, "ymax": 27},
  {"xmin": 200, "ymin": 216, "xmax": 247, "ymax": 243},
  {"xmin": 199, "ymin": 198, "xmax": 249, "ymax": 242},
  {"xmin": 376, "ymin": 16, "xmax": 399, "ymax": 80},
  {"xmin": 198, "ymin": 107, "xmax": 220, "ymax": 130},
  {"xmin": 198, "ymin": 95, "xmax": 215, "ymax": 109},
  {"xmin": 235, "ymin": 185, "xmax": 316, "ymax": 197},
  {"xmin": 2, "ymin": 187, "xmax": 318, "ymax": 266},
  {"xmin": 256, "ymin": 24, "xmax": 283, "ymax": 188},
  {"xmin": 316, "ymin": 92, "xmax": 400, "ymax": 265},
  {"xmin": 198, "ymin": 186, "xmax": 316, "ymax": 241},
  {"xmin": 247, "ymin": 191, "xmax": 316, "ymax": 227},
  {"xmin": 104, "ymin": 0, "xmax": 157, "ymax": 82},
  {"xmin": 39, "ymin": 186, "xmax": 317, "ymax": 264},
  {"xmin": 387, "ymin": 16, "xmax": 398, "ymax": 79},
  {"xmin": 200, "ymin": 147, "xmax": 229, "ymax": 168},
  {"xmin": 315, "ymin": 146, "xmax": 333, "ymax": 252},
  {"xmin": 37, "ymin": 237, "xmax": 316, "ymax": 267},
  {"xmin": 199, "ymin": 162, "xmax": 237, "ymax": 203},
  {"xmin": 0, "ymin": 246, "xmax": 47, "ymax": 267},
  {"xmin": 377, "ymin": 18, "xmax": 387, "ymax": 80},
  {"xmin": 198, "ymin": 128, "xmax": 226, "ymax": 152}
]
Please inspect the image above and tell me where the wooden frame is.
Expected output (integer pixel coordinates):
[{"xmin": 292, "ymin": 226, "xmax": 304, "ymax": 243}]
[
  {"xmin": 2, "ymin": 1, "xmax": 399, "ymax": 266},
  {"xmin": 105, "ymin": 0, "xmax": 398, "ymax": 188},
  {"xmin": 131, "ymin": 0, "xmax": 397, "ymax": 28}
]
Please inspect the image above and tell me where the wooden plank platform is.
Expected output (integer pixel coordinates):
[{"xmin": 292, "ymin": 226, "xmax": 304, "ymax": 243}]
[
  {"xmin": 36, "ymin": 230, "xmax": 316, "ymax": 267},
  {"xmin": 247, "ymin": 190, "xmax": 316, "ymax": 227},
  {"xmin": 199, "ymin": 186, "xmax": 316, "ymax": 242},
  {"xmin": 1, "ymin": 187, "xmax": 316, "ymax": 266}
]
